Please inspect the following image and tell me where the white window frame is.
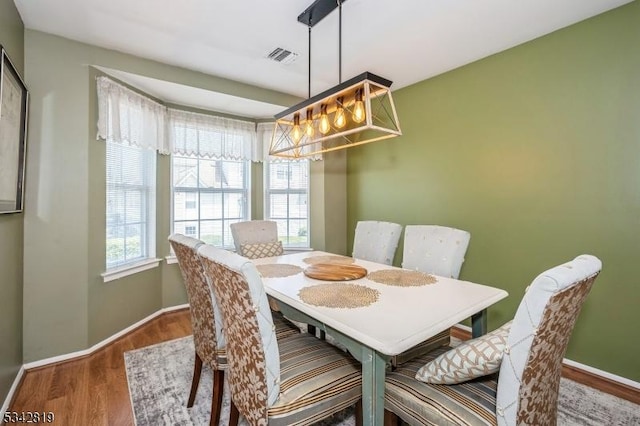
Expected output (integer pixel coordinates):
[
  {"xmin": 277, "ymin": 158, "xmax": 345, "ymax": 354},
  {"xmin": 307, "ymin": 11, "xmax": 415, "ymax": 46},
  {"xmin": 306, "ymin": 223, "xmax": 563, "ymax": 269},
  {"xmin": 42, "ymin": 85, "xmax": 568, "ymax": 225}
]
[
  {"xmin": 264, "ymin": 160, "xmax": 310, "ymax": 249},
  {"xmin": 103, "ymin": 141, "xmax": 158, "ymax": 278},
  {"xmin": 171, "ymin": 154, "xmax": 251, "ymax": 249}
]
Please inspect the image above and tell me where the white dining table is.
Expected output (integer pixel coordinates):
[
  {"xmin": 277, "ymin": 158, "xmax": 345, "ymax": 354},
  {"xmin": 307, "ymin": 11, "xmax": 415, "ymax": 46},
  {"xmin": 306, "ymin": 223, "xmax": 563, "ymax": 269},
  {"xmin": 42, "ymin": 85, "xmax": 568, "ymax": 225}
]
[{"xmin": 251, "ymin": 251, "xmax": 508, "ymax": 426}]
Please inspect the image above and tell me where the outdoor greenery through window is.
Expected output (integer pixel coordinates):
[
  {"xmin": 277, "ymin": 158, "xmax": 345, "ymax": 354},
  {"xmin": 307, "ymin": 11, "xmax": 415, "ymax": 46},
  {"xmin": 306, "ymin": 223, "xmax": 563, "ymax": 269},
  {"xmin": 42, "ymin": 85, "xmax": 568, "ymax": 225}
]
[
  {"xmin": 172, "ymin": 155, "xmax": 249, "ymax": 247},
  {"xmin": 265, "ymin": 160, "xmax": 309, "ymax": 248},
  {"xmin": 106, "ymin": 141, "xmax": 156, "ymax": 269}
]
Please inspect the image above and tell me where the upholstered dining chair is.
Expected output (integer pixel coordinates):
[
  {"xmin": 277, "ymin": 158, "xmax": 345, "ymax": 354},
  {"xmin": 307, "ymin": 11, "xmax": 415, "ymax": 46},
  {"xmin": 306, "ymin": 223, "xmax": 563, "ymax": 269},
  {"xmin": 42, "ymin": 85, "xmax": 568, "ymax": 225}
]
[
  {"xmin": 168, "ymin": 234, "xmax": 298, "ymax": 426},
  {"xmin": 384, "ymin": 254, "xmax": 602, "ymax": 426},
  {"xmin": 390, "ymin": 225, "xmax": 471, "ymax": 366},
  {"xmin": 197, "ymin": 244, "xmax": 363, "ymax": 426},
  {"xmin": 230, "ymin": 220, "xmax": 284, "ymax": 259},
  {"xmin": 402, "ymin": 225, "xmax": 471, "ymax": 279},
  {"xmin": 352, "ymin": 220, "xmax": 403, "ymax": 265}
]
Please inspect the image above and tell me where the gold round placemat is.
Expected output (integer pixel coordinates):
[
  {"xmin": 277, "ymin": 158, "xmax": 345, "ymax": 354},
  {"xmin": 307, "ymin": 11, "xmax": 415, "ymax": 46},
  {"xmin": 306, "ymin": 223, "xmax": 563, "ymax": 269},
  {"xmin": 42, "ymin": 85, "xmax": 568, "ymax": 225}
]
[
  {"xmin": 367, "ymin": 269, "xmax": 437, "ymax": 287},
  {"xmin": 299, "ymin": 283, "xmax": 379, "ymax": 308},
  {"xmin": 256, "ymin": 264, "xmax": 303, "ymax": 278},
  {"xmin": 303, "ymin": 255, "xmax": 355, "ymax": 265}
]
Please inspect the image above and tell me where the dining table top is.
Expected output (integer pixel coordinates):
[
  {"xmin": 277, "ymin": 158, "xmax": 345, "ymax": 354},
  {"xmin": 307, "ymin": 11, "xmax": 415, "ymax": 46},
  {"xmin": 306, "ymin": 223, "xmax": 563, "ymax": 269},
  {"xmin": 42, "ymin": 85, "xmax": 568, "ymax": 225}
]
[{"xmin": 251, "ymin": 250, "xmax": 509, "ymax": 356}]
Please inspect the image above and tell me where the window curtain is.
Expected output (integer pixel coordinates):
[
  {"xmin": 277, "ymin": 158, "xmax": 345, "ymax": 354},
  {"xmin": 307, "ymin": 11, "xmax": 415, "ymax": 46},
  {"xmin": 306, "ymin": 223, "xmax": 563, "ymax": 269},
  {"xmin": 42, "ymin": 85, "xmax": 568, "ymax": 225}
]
[
  {"xmin": 169, "ymin": 109, "xmax": 256, "ymax": 161},
  {"xmin": 96, "ymin": 77, "xmax": 169, "ymax": 154},
  {"xmin": 256, "ymin": 122, "xmax": 322, "ymax": 162}
]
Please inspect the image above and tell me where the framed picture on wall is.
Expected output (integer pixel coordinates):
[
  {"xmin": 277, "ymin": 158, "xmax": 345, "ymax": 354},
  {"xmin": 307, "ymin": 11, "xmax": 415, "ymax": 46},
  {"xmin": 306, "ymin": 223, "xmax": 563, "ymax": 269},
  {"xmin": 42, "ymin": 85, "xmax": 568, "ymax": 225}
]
[{"xmin": 0, "ymin": 45, "xmax": 29, "ymax": 214}]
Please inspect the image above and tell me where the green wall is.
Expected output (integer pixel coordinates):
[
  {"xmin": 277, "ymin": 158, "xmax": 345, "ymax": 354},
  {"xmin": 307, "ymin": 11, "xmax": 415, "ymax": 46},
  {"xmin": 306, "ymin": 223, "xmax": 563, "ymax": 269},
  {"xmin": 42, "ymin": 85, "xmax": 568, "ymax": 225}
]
[
  {"xmin": 22, "ymin": 30, "xmax": 301, "ymax": 361},
  {"xmin": 347, "ymin": 1, "xmax": 640, "ymax": 380},
  {"xmin": 22, "ymin": 29, "xmax": 345, "ymax": 362},
  {"xmin": 0, "ymin": 0, "xmax": 24, "ymax": 403}
]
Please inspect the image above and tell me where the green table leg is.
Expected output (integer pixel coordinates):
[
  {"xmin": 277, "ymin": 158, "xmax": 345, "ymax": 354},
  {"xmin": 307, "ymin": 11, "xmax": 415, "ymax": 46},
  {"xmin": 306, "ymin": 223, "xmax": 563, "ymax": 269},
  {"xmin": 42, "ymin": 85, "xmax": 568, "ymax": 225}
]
[
  {"xmin": 361, "ymin": 347, "xmax": 386, "ymax": 426},
  {"xmin": 471, "ymin": 309, "xmax": 487, "ymax": 338}
]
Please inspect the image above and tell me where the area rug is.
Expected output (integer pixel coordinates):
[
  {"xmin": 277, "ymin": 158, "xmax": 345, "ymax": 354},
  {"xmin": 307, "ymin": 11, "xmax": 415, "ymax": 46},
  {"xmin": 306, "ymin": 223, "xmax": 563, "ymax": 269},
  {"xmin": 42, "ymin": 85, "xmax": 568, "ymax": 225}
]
[{"xmin": 125, "ymin": 336, "xmax": 639, "ymax": 426}]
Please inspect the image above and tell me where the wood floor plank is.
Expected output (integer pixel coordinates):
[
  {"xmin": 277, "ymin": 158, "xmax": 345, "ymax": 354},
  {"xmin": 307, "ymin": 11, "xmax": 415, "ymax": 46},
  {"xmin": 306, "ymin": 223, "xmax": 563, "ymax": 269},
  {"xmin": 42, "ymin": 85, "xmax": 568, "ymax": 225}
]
[{"xmin": 7, "ymin": 308, "xmax": 191, "ymax": 425}]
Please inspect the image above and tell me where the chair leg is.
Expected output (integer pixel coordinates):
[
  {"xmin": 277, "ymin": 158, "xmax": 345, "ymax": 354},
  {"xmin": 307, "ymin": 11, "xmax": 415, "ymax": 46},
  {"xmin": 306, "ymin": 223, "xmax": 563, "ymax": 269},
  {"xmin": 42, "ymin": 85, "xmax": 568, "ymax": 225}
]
[
  {"xmin": 384, "ymin": 409, "xmax": 400, "ymax": 426},
  {"xmin": 355, "ymin": 399, "xmax": 363, "ymax": 426},
  {"xmin": 187, "ymin": 353, "xmax": 203, "ymax": 408},
  {"xmin": 229, "ymin": 400, "xmax": 240, "ymax": 426},
  {"xmin": 210, "ymin": 369, "xmax": 224, "ymax": 426}
]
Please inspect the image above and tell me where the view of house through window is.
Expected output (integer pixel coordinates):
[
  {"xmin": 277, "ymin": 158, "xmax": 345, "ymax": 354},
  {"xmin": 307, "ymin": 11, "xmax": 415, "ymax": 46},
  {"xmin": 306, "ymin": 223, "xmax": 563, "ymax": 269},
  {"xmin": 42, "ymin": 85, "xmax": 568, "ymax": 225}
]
[
  {"xmin": 265, "ymin": 160, "xmax": 310, "ymax": 248},
  {"xmin": 172, "ymin": 155, "xmax": 249, "ymax": 248}
]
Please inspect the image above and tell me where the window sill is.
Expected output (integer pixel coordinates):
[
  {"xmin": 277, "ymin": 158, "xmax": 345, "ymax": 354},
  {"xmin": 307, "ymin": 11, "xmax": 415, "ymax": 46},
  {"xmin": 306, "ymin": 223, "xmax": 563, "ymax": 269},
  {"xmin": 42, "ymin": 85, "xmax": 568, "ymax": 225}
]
[
  {"xmin": 102, "ymin": 258, "xmax": 161, "ymax": 283},
  {"xmin": 284, "ymin": 246, "xmax": 313, "ymax": 252},
  {"xmin": 165, "ymin": 255, "xmax": 178, "ymax": 265}
]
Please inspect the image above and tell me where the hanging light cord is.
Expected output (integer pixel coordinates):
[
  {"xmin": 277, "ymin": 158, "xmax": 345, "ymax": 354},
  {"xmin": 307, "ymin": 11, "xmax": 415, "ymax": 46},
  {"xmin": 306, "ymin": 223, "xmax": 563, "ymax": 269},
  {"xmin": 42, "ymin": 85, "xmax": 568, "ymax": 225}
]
[
  {"xmin": 308, "ymin": 25, "xmax": 312, "ymax": 98},
  {"xmin": 338, "ymin": 0, "xmax": 342, "ymax": 84}
]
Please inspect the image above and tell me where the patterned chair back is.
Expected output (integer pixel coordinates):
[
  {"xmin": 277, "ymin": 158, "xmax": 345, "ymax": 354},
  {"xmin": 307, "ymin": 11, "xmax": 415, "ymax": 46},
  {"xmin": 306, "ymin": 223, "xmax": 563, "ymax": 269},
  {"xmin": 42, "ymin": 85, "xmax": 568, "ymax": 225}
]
[
  {"xmin": 230, "ymin": 220, "xmax": 282, "ymax": 258},
  {"xmin": 401, "ymin": 225, "xmax": 471, "ymax": 278},
  {"xmin": 168, "ymin": 234, "xmax": 225, "ymax": 367},
  {"xmin": 352, "ymin": 220, "xmax": 402, "ymax": 265},
  {"xmin": 496, "ymin": 254, "xmax": 601, "ymax": 426},
  {"xmin": 197, "ymin": 244, "xmax": 281, "ymax": 425}
]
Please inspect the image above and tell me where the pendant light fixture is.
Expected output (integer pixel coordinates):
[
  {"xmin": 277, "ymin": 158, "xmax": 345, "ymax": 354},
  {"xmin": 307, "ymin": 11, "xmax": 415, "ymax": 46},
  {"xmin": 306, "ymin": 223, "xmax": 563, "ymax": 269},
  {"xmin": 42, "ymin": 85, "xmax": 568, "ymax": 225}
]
[{"xmin": 269, "ymin": 0, "xmax": 402, "ymax": 159}]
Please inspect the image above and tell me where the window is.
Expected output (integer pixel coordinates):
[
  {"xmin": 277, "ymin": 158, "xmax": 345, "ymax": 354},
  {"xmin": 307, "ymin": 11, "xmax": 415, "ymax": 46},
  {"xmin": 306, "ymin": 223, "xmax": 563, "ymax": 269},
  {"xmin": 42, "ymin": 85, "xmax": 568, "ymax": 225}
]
[
  {"xmin": 97, "ymin": 77, "xmax": 164, "ymax": 273},
  {"xmin": 172, "ymin": 155, "xmax": 249, "ymax": 247},
  {"xmin": 265, "ymin": 160, "xmax": 310, "ymax": 248},
  {"xmin": 169, "ymin": 109, "xmax": 255, "ymax": 248},
  {"xmin": 106, "ymin": 141, "xmax": 156, "ymax": 269}
]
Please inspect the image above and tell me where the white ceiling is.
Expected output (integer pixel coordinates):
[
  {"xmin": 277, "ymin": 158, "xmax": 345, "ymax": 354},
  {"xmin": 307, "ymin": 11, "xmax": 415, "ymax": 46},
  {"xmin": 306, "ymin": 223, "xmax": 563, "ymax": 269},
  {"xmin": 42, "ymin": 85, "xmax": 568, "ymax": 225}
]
[{"xmin": 15, "ymin": 0, "xmax": 632, "ymax": 118}]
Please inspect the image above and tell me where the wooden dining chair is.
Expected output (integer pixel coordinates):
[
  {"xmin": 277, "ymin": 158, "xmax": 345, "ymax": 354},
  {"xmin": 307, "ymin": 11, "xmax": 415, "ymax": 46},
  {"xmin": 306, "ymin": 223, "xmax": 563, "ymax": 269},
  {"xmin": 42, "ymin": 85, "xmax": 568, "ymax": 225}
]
[
  {"xmin": 168, "ymin": 234, "xmax": 299, "ymax": 426},
  {"xmin": 352, "ymin": 220, "xmax": 402, "ymax": 265},
  {"xmin": 197, "ymin": 244, "xmax": 363, "ymax": 426},
  {"xmin": 384, "ymin": 254, "xmax": 602, "ymax": 426},
  {"xmin": 230, "ymin": 220, "xmax": 284, "ymax": 259}
]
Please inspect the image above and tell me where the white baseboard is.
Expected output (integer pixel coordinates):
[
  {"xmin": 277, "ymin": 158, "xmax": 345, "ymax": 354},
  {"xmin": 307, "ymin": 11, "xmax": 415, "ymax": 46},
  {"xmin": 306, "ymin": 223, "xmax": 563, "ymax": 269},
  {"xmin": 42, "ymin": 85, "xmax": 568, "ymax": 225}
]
[
  {"xmin": 563, "ymin": 358, "xmax": 640, "ymax": 390},
  {"xmin": 1, "ymin": 366, "xmax": 24, "ymax": 420},
  {"xmin": 23, "ymin": 304, "xmax": 189, "ymax": 370}
]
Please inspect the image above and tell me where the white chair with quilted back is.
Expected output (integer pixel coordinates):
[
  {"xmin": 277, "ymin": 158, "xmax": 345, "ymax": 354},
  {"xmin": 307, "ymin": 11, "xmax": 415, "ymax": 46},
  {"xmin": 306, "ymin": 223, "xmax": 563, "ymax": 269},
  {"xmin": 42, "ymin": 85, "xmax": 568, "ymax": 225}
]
[
  {"xmin": 391, "ymin": 225, "xmax": 471, "ymax": 367},
  {"xmin": 352, "ymin": 220, "xmax": 402, "ymax": 265},
  {"xmin": 391, "ymin": 225, "xmax": 471, "ymax": 366},
  {"xmin": 384, "ymin": 254, "xmax": 602, "ymax": 426},
  {"xmin": 230, "ymin": 220, "xmax": 284, "ymax": 259},
  {"xmin": 197, "ymin": 244, "xmax": 363, "ymax": 426},
  {"xmin": 402, "ymin": 225, "xmax": 471, "ymax": 278}
]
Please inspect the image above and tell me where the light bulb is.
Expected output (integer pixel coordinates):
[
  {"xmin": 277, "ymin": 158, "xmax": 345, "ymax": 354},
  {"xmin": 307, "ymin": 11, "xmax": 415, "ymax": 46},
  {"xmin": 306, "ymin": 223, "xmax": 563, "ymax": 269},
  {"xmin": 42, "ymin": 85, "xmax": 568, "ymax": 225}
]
[
  {"xmin": 319, "ymin": 104, "xmax": 330, "ymax": 135},
  {"xmin": 305, "ymin": 108, "xmax": 315, "ymax": 138},
  {"xmin": 352, "ymin": 88, "xmax": 366, "ymax": 123},
  {"xmin": 334, "ymin": 97, "xmax": 346, "ymax": 128},
  {"xmin": 292, "ymin": 113, "xmax": 302, "ymax": 144}
]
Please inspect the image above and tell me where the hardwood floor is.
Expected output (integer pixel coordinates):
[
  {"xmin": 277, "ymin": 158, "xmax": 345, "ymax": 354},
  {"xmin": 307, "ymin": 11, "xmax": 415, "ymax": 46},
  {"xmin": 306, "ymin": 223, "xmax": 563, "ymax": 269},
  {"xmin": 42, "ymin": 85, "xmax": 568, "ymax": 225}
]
[{"xmin": 7, "ymin": 309, "xmax": 192, "ymax": 426}]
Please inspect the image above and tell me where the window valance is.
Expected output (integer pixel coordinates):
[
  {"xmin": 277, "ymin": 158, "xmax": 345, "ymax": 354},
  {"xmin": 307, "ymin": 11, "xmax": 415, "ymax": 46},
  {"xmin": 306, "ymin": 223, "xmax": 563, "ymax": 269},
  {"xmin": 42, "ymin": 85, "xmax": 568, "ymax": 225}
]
[
  {"xmin": 96, "ymin": 76, "xmax": 323, "ymax": 162},
  {"xmin": 96, "ymin": 77, "xmax": 169, "ymax": 154},
  {"xmin": 168, "ymin": 109, "xmax": 256, "ymax": 161}
]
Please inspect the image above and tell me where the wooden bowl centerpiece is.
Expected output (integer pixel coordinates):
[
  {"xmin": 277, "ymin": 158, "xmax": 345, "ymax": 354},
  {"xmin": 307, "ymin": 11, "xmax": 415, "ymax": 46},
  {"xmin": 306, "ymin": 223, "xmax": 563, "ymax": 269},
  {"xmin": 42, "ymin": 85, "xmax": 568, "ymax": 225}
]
[{"xmin": 303, "ymin": 263, "xmax": 367, "ymax": 281}]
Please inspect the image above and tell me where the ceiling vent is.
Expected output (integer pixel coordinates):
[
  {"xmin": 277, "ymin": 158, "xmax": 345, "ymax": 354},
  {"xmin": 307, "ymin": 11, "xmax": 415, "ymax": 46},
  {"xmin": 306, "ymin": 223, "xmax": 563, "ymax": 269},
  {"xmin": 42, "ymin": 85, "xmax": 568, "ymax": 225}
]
[{"xmin": 266, "ymin": 47, "xmax": 299, "ymax": 65}]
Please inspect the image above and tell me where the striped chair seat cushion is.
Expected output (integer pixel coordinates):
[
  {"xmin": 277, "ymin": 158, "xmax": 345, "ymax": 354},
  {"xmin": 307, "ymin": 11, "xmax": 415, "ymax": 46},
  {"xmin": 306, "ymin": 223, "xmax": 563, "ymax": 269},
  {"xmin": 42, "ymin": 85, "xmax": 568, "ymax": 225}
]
[
  {"xmin": 385, "ymin": 346, "xmax": 498, "ymax": 426},
  {"xmin": 273, "ymin": 311, "xmax": 301, "ymax": 340},
  {"xmin": 267, "ymin": 333, "xmax": 362, "ymax": 426}
]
